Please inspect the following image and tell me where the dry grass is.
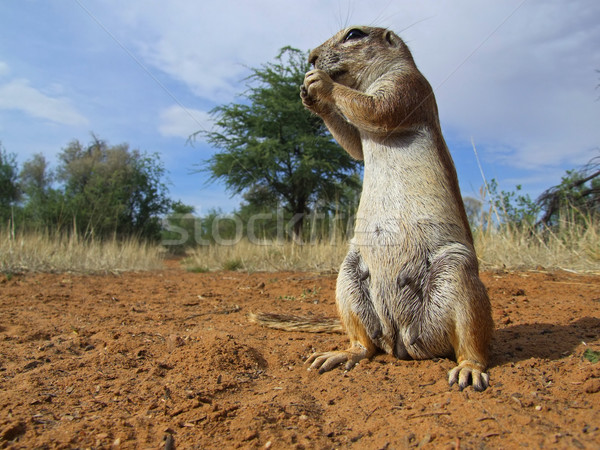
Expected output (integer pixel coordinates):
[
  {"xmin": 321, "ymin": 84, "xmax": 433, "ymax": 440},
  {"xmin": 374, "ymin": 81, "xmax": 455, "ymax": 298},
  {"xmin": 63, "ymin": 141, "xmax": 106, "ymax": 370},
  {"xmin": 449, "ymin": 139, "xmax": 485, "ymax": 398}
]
[
  {"xmin": 3, "ymin": 213, "xmax": 597, "ymax": 275},
  {"xmin": 185, "ymin": 215, "xmax": 599, "ymax": 274},
  {"xmin": 0, "ymin": 229, "xmax": 164, "ymax": 274},
  {"xmin": 184, "ymin": 237, "xmax": 349, "ymax": 273},
  {"xmin": 475, "ymin": 214, "xmax": 599, "ymax": 273}
]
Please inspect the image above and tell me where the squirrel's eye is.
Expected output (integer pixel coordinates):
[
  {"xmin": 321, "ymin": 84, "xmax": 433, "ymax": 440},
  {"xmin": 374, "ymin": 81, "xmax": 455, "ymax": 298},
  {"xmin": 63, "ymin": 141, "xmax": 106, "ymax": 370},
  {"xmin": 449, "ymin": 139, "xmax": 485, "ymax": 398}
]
[{"xmin": 344, "ymin": 29, "xmax": 367, "ymax": 42}]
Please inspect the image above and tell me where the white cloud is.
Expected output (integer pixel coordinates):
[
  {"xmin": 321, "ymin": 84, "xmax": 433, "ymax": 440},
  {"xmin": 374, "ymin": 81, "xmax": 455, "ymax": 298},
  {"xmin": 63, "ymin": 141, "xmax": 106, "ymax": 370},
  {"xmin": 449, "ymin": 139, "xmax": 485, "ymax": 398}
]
[
  {"xmin": 158, "ymin": 105, "xmax": 212, "ymax": 139},
  {"xmin": 99, "ymin": 0, "xmax": 345, "ymax": 102},
  {"xmin": 0, "ymin": 61, "xmax": 9, "ymax": 77},
  {"xmin": 0, "ymin": 78, "xmax": 88, "ymax": 126},
  {"xmin": 396, "ymin": 0, "xmax": 600, "ymax": 171},
  {"xmin": 18, "ymin": 0, "xmax": 590, "ymax": 186},
  {"xmin": 98, "ymin": 0, "xmax": 600, "ymax": 175}
]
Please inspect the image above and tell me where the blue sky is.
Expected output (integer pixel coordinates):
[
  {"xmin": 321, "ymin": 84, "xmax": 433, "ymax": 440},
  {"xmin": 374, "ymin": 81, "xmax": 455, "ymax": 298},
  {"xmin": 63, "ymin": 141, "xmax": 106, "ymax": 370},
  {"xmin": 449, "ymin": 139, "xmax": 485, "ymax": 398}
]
[{"xmin": 1, "ymin": 0, "xmax": 599, "ymax": 214}]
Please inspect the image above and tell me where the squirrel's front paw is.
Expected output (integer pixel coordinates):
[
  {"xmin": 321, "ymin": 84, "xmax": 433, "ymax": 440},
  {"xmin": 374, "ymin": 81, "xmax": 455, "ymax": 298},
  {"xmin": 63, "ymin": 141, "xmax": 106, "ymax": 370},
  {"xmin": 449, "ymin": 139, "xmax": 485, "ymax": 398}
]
[
  {"xmin": 300, "ymin": 85, "xmax": 327, "ymax": 115},
  {"xmin": 300, "ymin": 69, "xmax": 334, "ymax": 115},
  {"xmin": 303, "ymin": 69, "xmax": 333, "ymax": 100},
  {"xmin": 300, "ymin": 84, "xmax": 314, "ymax": 106}
]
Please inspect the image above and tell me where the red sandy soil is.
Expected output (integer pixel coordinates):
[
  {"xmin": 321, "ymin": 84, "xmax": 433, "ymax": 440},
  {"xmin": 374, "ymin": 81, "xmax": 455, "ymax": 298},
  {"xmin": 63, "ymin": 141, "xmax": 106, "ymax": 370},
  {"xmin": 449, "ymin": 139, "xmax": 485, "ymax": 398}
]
[{"xmin": 1, "ymin": 261, "xmax": 599, "ymax": 449}]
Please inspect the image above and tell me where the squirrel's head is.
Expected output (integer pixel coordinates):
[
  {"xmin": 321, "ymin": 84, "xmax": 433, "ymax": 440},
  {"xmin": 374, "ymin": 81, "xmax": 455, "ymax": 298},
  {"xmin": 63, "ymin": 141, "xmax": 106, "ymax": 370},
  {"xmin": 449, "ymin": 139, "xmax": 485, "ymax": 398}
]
[{"xmin": 308, "ymin": 26, "xmax": 415, "ymax": 91}]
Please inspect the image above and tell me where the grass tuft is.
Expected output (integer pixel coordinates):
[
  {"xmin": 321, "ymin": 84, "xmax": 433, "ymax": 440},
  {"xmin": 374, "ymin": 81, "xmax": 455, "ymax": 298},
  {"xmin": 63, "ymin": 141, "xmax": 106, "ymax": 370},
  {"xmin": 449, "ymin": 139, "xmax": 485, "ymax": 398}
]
[
  {"xmin": 475, "ymin": 211, "xmax": 599, "ymax": 272},
  {"xmin": 222, "ymin": 258, "xmax": 244, "ymax": 271},
  {"xmin": 186, "ymin": 265, "xmax": 210, "ymax": 273},
  {"xmin": 183, "ymin": 237, "xmax": 349, "ymax": 273},
  {"xmin": 583, "ymin": 348, "xmax": 600, "ymax": 364},
  {"xmin": 0, "ymin": 228, "xmax": 163, "ymax": 274},
  {"xmin": 2, "ymin": 208, "xmax": 597, "ymax": 274},
  {"xmin": 183, "ymin": 212, "xmax": 599, "ymax": 274}
]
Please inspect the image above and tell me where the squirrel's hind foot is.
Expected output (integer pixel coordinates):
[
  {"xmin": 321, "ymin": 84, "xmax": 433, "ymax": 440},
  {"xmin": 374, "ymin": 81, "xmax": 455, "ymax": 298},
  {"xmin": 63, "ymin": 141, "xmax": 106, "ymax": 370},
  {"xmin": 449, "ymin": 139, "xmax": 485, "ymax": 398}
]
[
  {"xmin": 306, "ymin": 343, "xmax": 371, "ymax": 373},
  {"xmin": 448, "ymin": 360, "xmax": 490, "ymax": 392}
]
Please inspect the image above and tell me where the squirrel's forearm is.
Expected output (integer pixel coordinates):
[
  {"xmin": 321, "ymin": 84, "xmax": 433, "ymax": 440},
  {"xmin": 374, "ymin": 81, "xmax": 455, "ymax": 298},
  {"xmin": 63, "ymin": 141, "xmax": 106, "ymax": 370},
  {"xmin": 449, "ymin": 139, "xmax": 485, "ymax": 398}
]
[
  {"xmin": 330, "ymin": 74, "xmax": 437, "ymax": 136},
  {"xmin": 320, "ymin": 109, "xmax": 364, "ymax": 160}
]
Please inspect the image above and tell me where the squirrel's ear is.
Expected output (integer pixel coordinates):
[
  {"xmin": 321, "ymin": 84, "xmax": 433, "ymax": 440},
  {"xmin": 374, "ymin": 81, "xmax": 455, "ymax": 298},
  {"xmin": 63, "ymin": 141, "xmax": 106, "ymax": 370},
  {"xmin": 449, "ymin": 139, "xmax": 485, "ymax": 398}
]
[{"xmin": 384, "ymin": 30, "xmax": 402, "ymax": 47}]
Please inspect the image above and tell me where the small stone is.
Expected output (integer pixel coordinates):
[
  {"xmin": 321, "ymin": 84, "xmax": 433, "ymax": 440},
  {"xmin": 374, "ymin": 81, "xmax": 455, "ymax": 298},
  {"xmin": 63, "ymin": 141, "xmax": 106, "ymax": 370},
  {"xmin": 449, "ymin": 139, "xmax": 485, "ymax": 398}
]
[
  {"xmin": 243, "ymin": 430, "xmax": 258, "ymax": 441},
  {"xmin": 583, "ymin": 378, "xmax": 600, "ymax": 394},
  {"xmin": 167, "ymin": 334, "xmax": 185, "ymax": 351},
  {"xmin": 23, "ymin": 360, "xmax": 43, "ymax": 371},
  {"xmin": 418, "ymin": 434, "xmax": 432, "ymax": 446}
]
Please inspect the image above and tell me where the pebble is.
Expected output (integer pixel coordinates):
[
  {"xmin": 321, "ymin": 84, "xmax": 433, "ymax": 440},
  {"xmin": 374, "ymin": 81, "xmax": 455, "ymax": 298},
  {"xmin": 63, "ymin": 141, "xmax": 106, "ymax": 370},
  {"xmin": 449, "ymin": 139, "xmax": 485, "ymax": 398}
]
[
  {"xmin": 244, "ymin": 430, "xmax": 258, "ymax": 441},
  {"xmin": 583, "ymin": 378, "xmax": 600, "ymax": 394}
]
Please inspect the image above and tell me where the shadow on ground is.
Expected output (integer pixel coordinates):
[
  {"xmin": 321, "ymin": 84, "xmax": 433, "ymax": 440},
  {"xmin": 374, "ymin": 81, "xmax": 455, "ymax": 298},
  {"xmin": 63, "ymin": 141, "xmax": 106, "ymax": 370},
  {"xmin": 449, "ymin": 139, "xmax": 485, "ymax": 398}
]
[{"xmin": 491, "ymin": 316, "xmax": 600, "ymax": 366}]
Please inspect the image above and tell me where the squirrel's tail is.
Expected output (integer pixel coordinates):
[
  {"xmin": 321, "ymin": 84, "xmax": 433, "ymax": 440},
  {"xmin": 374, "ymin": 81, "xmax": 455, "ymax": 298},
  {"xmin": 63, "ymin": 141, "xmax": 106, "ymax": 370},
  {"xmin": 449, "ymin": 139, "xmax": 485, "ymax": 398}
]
[{"xmin": 249, "ymin": 312, "xmax": 342, "ymax": 333}]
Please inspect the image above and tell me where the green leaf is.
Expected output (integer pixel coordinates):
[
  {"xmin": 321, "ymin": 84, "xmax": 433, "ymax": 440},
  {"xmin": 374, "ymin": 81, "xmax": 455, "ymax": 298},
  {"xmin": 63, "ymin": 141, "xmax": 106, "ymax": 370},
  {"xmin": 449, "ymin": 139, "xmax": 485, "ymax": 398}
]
[{"xmin": 583, "ymin": 348, "xmax": 600, "ymax": 364}]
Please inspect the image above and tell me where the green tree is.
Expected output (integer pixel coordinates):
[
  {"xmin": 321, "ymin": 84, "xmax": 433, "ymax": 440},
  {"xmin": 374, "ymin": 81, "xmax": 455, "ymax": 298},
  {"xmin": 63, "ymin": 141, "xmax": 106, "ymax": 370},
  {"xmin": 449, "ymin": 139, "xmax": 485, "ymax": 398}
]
[
  {"xmin": 20, "ymin": 153, "xmax": 53, "ymax": 195},
  {"xmin": 18, "ymin": 153, "xmax": 64, "ymax": 228},
  {"xmin": 0, "ymin": 143, "xmax": 20, "ymax": 221},
  {"xmin": 197, "ymin": 47, "xmax": 362, "ymax": 241},
  {"xmin": 57, "ymin": 136, "xmax": 171, "ymax": 240},
  {"xmin": 487, "ymin": 178, "xmax": 540, "ymax": 228}
]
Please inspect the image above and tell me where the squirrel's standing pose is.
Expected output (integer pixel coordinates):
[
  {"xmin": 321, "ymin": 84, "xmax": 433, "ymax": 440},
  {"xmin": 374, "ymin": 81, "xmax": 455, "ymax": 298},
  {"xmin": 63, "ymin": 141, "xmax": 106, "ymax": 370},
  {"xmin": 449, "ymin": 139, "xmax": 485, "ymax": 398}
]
[{"xmin": 300, "ymin": 26, "xmax": 493, "ymax": 391}]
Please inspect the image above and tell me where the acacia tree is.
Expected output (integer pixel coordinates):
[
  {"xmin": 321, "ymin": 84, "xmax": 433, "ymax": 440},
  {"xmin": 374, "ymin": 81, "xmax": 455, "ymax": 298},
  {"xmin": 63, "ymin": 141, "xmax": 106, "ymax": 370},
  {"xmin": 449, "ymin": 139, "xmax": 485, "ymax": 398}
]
[{"xmin": 198, "ymin": 47, "xmax": 362, "ymax": 240}]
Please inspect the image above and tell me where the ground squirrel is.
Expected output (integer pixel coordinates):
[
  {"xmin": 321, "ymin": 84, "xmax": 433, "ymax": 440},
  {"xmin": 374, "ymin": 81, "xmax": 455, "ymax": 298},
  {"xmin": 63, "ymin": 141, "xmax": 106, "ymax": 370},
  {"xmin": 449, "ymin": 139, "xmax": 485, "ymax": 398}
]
[{"xmin": 254, "ymin": 26, "xmax": 494, "ymax": 391}]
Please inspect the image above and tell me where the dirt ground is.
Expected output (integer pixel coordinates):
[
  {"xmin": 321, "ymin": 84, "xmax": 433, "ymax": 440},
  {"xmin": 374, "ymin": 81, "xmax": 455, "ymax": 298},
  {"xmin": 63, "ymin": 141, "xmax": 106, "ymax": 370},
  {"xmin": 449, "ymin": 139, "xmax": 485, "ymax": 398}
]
[{"xmin": 1, "ymin": 260, "xmax": 599, "ymax": 449}]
